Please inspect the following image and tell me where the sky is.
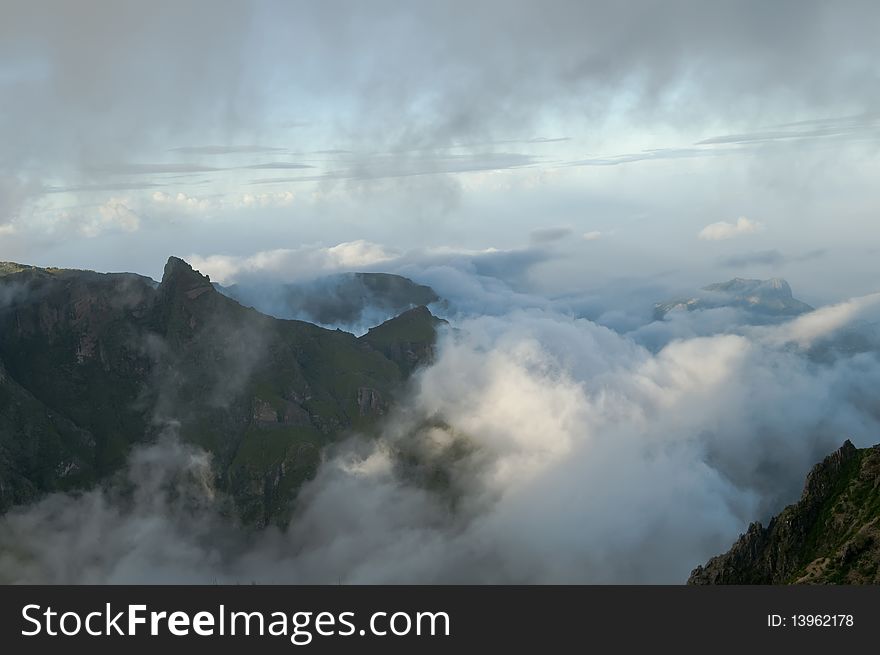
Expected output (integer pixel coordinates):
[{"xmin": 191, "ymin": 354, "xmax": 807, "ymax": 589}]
[
  {"xmin": 1, "ymin": 0, "xmax": 878, "ymax": 305},
  {"xmin": 2, "ymin": 1, "xmax": 880, "ymax": 584}
]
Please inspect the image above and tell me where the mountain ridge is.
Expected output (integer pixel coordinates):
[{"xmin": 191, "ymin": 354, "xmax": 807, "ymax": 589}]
[
  {"xmin": 689, "ymin": 439, "xmax": 880, "ymax": 584},
  {"xmin": 217, "ymin": 271, "xmax": 439, "ymax": 329},
  {"xmin": 0, "ymin": 256, "xmax": 444, "ymax": 524}
]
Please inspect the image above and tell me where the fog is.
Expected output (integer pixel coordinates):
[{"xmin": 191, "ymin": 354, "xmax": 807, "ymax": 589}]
[{"xmin": 2, "ymin": 259, "xmax": 879, "ymax": 583}]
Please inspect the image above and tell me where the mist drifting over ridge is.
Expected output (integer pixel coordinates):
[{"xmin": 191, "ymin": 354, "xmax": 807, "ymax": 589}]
[{"xmin": 2, "ymin": 250, "xmax": 880, "ymax": 584}]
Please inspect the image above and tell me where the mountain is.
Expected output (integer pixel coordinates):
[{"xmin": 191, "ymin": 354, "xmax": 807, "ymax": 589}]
[
  {"xmin": 362, "ymin": 306, "xmax": 447, "ymax": 376},
  {"xmin": 689, "ymin": 440, "xmax": 880, "ymax": 584},
  {"xmin": 218, "ymin": 272, "xmax": 439, "ymax": 329},
  {"xmin": 0, "ymin": 257, "xmax": 444, "ymax": 524},
  {"xmin": 654, "ymin": 278, "xmax": 813, "ymax": 321}
]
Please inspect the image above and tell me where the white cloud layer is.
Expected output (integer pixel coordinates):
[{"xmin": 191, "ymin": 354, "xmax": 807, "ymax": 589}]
[
  {"xmin": 698, "ymin": 217, "xmax": 764, "ymax": 241},
  {"xmin": 188, "ymin": 241, "xmax": 398, "ymax": 285}
]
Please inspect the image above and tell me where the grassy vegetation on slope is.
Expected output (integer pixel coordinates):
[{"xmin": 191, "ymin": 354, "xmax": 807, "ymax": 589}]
[
  {"xmin": 689, "ymin": 441, "xmax": 880, "ymax": 584},
  {"xmin": 0, "ymin": 257, "xmax": 443, "ymax": 526}
]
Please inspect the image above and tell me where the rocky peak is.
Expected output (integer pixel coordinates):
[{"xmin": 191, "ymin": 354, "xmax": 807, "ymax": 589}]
[
  {"xmin": 0, "ymin": 262, "xmax": 32, "ymax": 277},
  {"xmin": 800, "ymin": 439, "xmax": 858, "ymax": 502},
  {"xmin": 689, "ymin": 439, "xmax": 880, "ymax": 584},
  {"xmin": 765, "ymin": 277, "xmax": 792, "ymax": 294},
  {"xmin": 396, "ymin": 305, "xmax": 434, "ymax": 321},
  {"xmin": 360, "ymin": 305, "xmax": 447, "ymax": 375},
  {"xmin": 703, "ymin": 277, "xmax": 793, "ymax": 299},
  {"xmin": 363, "ymin": 306, "xmax": 444, "ymax": 342},
  {"xmin": 158, "ymin": 257, "xmax": 214, "ymax": 301},
  {"xmin": 655, "ymin": 277, "xmax": 811, "ymax": 321}
]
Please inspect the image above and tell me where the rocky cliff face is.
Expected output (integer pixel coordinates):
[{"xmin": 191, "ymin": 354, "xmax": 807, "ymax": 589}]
[
  {"xmin": 689, "ymin": 440, "xmax": 880, "ymax": 584},
  {"xmin": 0, "ymin": 257, "xmax": 443, "ymax": 524}
]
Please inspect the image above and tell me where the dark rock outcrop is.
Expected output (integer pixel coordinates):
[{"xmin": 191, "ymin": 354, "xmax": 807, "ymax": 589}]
[
  {"xmin": 0, "ymin": 257, "xmax": 444, "ymax": 525},
  {"xmin": 689, "ymin": 440, "xmax": 880, "ymax": 584},
  {"xmin": 360, "ymin": 306, "xmax": 447, "ymax": 376},
  {"xmin": 219, "ymin": 271, "xmax": 439, "ymax": 327}
]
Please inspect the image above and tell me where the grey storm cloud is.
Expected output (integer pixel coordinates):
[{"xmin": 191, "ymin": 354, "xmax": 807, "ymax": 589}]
[
  {"xmin": 4, "ymin": 0, "xmax": 880, "ymax": 260},
  {"xmin": 559, "ymin": 111, "xmax": 880, "ymax": 168},
  {"xmin": 168, "ymin": 145, "xmax": 287, "ymax": 155},
  {"xmin": 529, "ymin": 226, "xmax": 574, "ymax": 244},
  {"xmin": 247, "ymin": 152, "xmax": 540, "ymax": 185},
  {"xmin": 42, "ymin": 181, "xmax": 168, "ymax": 194},
  {"xmin": 0, "ymin": 176, "xmax": 41, "ymax": 225},
  {"xmin": 560, "ymin": 148, "xmax": 731, "ymax": 167},
  {"xmin": 719, "ymin": 249, "xmax": 828, "ymax": 269},
  {"xmin": 3, "ymin": 0, "xmax": 880, "ymax": 182},
  {"xmin": 242, "ymin": 162, "xmax": 316, "ymax": 170},
  {"xmin": 696, "ymin": 114, "xmax": 880, "ymax": 146},
  {"xmin": 88, "ymin": 163, "xmax": 224, "ymax": 175}
]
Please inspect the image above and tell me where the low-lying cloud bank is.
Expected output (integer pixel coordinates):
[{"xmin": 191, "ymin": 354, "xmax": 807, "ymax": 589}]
[
  {"xmin": 2, "ymin": 285, "xmax": 879, "ymax": 583},
  {"xmin": 698, "ymin": 217, "xmax": 764, "ymax": 241}
]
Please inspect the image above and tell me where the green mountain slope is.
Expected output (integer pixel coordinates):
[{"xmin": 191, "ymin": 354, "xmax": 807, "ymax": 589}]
[
  {"xmin": 0, "ymin": 257, "xmax": 443, "ymax": 525},
  {"xmin": 361, "ymin": 305, "xmax": 448, "ymax": 376},
  {"xmin": 0, "ymin": 356, "xmax": 97, "ymax": 512},
  {"xmin": 689, "ymin": 440, "xmax": 880, "ymax": 584}
]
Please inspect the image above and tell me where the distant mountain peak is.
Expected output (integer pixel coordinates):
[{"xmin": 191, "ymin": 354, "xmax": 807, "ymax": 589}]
[
  {"xmin": 217, "ymin": 271, "xmax": 439, "ymax": 329},
  {"xmin": 703, "ymin": 277, "xmax": 793, "ymax": 299},
  {"xmin": 159, "ymin": 257, "xmax": 214, "ymax": 300},
  {"xmin": 0, "ymin": 262, "xmax": 33, "ymax": 277},
  {"xmin": 360, "ymin": 306, "xmax": 447, "ymax": 375},
  {"xmin": 655, "ymin": 277, "xmax": 812, "ymax": 320}
]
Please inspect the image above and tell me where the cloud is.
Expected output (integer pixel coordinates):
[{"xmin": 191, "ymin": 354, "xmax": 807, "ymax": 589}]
[
  {"xmin": 188, "ymin": 241, "xmax": 398, "ymax": 285},
  {"xmin": 582, "ymin": 231, "xmax": 602, "ymax": 241},
  {"xmin": 3, "ymin": 1, "xmax": 880, "ymax": 584},
  {"xmin": 0, "ymin": 175, "xmax": 40, "ymax": 227},
  {"xmin": 150, "ymin": 190, "xmax": 297, "ymax": 214},
  {"xmin": 44, "ymin": 181, "xmax": 167, "ymax": 194},
  {"xmin": 3, "ymin": 293, "xmax": 880, "ymax": 583},
  {"xmin": 5, "ymin": 1, "xmax": 880, "ymax": 270},
  {"xmin": 529, "ymin": 226, "xmax": 573, "ymax": 244},
  {"xmin": 698, "ymin": 217, "xmax": 764, "ymax": 241},
  {"xmin": 150, "ymin": 191, "xmax": 215, "ymax": 213},
  {"xmin": 243, "ymin": 162, "xmax": 315, "ymax": 170},
  {"xmin": 558, "ymin": 112, "xmax": 880, "ymax": 170},
  {"xmin": 57, "ymin": 198, "xmax": 141, "ymax": 237},
  {"xmin": 89, "ymin": 163, "xmax": 223, "ymax": 175},
  {"xmin": 762, "ymin": 292, "xmax": 880, "ymax": 348},
  {"xmin": 719, "ymin": 248, "xmax": 827, "ymax": 268},
  {"xmin": 236, "ymin": 191, "xmax": 297, "ymax": 209},
  {"xmin": 169, "ymin": 145, "xmax": 286, "ymax": 155},
  {"xmin": 2, "ymin": 3, "xmax": 878, "ymax": 207},
  {"xmin": 186, "ymin": 241, "xmax": 556, "ymax": 294},
  {"xmin": 719, "ymin": 249, "xmax": 785, "ymax": 268},
  {"xmin": 696, "ymin": 114, "xmax": 880, "ymax": 146},
  {"xmin": 247, "ymin": 152, "xmax": 540, "ymax": 186},
  {"xmin": 561, "ymin": 147, "xmax": 732, "ymax": 168}
]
